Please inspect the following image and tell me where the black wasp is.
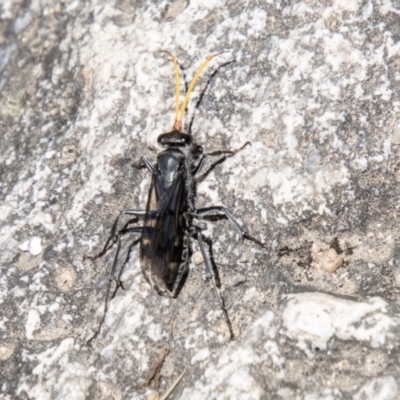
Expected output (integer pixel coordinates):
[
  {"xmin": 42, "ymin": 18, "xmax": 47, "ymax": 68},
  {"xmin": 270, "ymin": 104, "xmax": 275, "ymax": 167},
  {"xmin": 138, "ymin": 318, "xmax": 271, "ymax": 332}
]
[{"xmin": 86, "ymin": 52, "xmax": 265, "ymax": 343}]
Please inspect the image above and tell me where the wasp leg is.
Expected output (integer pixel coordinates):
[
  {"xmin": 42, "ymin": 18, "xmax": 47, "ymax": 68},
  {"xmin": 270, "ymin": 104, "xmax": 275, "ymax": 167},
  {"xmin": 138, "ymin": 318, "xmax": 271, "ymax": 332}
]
[
  {"xmin": 132, "ymin": 156, "xmax": 154, "ymax": 173},
  {"xmin": 84, "ymin": 209, "xmax": 146, "ymax": 261},
  {"xmin": 87, "ymin": 226, "xmax": 143, "ymax": 346},
  {"xmin": 194, "ymin": 206, "xmax": 267, "ymax": 249},
  {"xmin": 207, "ymin": 141, "xmax": 251, "ymax": 157},
  {"xmin": 195, "ymin": 141, "xmax": 251, "ymax": 182},
  {"xmin": 193, "ymin": 227, "xmax": 234, "ymax": 340},
  {"xmin": 192, "ymin": 153, "xmax": 206, "ymax": 176},
  {"xmin": 110, "ymin": 234, "xmax": 142, "ymax": 296}
]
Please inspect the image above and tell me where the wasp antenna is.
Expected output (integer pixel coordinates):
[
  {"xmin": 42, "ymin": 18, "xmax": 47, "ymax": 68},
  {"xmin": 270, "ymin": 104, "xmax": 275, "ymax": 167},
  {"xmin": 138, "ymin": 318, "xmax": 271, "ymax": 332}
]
[
  {"xmin": 161, "ymin": 50, "xmax": 181, "ymax": 130},
  {"xmin": 178, "ymin": 53, "xmax": 221, "ymax": 131}
]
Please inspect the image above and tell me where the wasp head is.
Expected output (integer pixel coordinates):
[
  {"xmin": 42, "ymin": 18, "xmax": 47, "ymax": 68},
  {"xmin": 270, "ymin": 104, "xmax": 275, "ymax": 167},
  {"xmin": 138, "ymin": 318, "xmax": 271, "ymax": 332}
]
[{"xmin": 158, "ymin": 130, "xmax": 193, "ymax": 147}]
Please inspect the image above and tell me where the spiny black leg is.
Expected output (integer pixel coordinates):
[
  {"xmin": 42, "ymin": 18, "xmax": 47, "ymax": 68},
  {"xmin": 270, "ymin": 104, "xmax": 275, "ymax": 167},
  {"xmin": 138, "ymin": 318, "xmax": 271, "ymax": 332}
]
[
  {"xmin": 87, "ymin": 227, "xmax": 142, "ymax": 345},
  {"xmin": 194, "ymin": 206, "xmax": 268, "ymax": 250},
  {"xmin": 192, "ymin": 153, "xmax": 206, "ymax": 176},
  {"xmin": 107, "ymin": 228, "xmax": 142, "ymax": 299},
  {"xmin": 195, "ymin": 230, "xmax": 234, "ymax": 340},
  {"xmin": 207, "ymin": 141, "xmax": 251, "ymax": 157},
  {"xmin": 84, "ymin": 218, "xmax": 136, "ymax": 261},
  {"xmin": 195, "ymin": 141, "xmax": 251, "ymax": 182},
  {"xmin": 132, "ymin": 156, "xmax": 154, "ymax": 173},
  {"xmin": 203, "ymin": 235, "xmax": 222, "ymax": 287},
  {"xmin": 84, "ymin": 209, "xmax": 146, "ymax": 261},
  {"xmin": 110, "ymin": 236, "xmax": 141, "ymax": 300},
  {"xmin": 87, "ymin": 236, "xmax": 121, "ymax": 346}
]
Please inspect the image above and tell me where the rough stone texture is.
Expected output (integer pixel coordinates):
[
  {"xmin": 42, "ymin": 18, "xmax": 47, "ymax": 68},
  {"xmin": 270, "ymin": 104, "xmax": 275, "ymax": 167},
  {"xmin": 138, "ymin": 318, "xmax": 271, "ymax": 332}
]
[{"xmin": 1, "ymin": 0, "xmax": 400, "ymax": 399}]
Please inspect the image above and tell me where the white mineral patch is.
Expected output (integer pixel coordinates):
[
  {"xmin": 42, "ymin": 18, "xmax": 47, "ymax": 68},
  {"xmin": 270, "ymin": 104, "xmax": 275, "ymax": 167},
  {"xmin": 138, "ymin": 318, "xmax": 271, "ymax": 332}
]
[
  {"xmin": 18, "ymin": 239, "xmax": 29, "ymax": 252},
  {"xmin": 17, "ymin": 338, "xmax": 94, "ymax": 400},
  {"xmin": 25, "ymin": 309, "xmax": 41, "ymax": 339},
  {"xmin": 277, "ymin": 387, "xmax": 294, "ymax": 399},
  {"xmin": 391, "ymin": 122, "xmax": 400, "ymax": 144},
  {"xmin": 282, "ymin": 293, "xmax": 397, "ymax": 351},
  {"xmin": 0, "ymin": 42, "xmax": 17, "ymax": 72},
  {"xmin": 19, "ymin": 236, "xmax": 42, "ymax": 256},
  {"xmin": 190, "ymin": 347, "xmax": 210, "ymax": 364},
  {"xmin": 181, "ymin": 311, "xmax": 280, "ymax": 399},
  {"xmin": 395, "ymin": 272, "xmax": 400, "ymax": 286},
  {"xmin": 13, "ymin": 11, "xmax": 32, "ymax": 34},
  {"xmin": 353, "ymin": 376, "xmax": 398, "ymax": 400},
  {"xmin": 195, "ymin": 0, "xmax": 224, "ymax": 10},
  {"xmin": 350, "ymin": 157, "xmax": 368, "ymax": 172},
  {"xmin": 29, "ymin": 211, "xmax": 53, "ymax": 231},
  {"xmin": 181, "ymin": 346, "xmax": 264, "ymax": 400},
  {"xmin": 29, "ymin": 237, "xmax": 42, "ymax": 256}
]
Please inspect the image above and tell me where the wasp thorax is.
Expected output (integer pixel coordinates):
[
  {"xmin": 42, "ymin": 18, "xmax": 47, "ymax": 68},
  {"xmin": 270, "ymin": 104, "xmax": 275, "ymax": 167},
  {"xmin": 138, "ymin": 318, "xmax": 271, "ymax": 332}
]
[
  {"xmin": 157, "ymin": 152, "xmax": 181, "ymax": 185},
  {"xmin": 157, "ymin": 131, "xmax": 193, "ymax": 147}
]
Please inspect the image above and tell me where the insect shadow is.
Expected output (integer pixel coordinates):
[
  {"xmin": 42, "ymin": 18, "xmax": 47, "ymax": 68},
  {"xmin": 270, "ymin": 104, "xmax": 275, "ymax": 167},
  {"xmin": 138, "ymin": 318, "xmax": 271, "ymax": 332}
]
[{"xmin": 84, "ymin": 52, "xmax": 267, "ymax": 345}]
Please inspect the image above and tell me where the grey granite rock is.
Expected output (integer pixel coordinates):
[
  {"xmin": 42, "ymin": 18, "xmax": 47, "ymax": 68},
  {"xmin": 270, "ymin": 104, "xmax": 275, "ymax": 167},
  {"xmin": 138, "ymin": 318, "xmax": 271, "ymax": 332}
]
[{"xmin": 1, "ymin": 0, "xmax": 400, "ymax": 399}]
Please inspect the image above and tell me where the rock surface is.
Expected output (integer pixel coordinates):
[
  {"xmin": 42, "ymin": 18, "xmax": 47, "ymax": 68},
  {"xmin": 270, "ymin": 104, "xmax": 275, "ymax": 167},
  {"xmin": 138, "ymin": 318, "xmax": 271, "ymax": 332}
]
[{"xmin": 1, "ymin": 0, "xmax": 400, "ymax": 399}]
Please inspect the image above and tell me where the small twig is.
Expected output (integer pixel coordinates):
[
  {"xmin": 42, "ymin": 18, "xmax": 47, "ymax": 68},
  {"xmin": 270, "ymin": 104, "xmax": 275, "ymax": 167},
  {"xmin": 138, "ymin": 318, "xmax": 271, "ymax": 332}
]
[
  {"xmin": 135, "ymin": 346, "xmax": 170, "ymax": 390},
  {"xmin": 135, "ymin": 310, "xmax": 180, "ymax": 390},
  {"xmin": 160, "ymin": 367, "xmax": 187, "ymax": 400},
  {"xmin": 169, "ymin": 309, "xmax": 179, "ymax": 345}
]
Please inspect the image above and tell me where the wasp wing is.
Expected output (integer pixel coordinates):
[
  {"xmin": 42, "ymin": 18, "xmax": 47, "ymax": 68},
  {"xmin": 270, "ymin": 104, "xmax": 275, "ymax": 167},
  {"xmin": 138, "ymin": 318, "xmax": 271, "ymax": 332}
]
[{"xmin": 140, "ymin": 168, "xmax": 188, "ymax": 296}]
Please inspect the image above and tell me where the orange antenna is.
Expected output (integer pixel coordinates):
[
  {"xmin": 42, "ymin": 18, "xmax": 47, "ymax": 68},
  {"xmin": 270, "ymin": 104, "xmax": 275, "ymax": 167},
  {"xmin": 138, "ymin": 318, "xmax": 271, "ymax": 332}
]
[
  {"xmin": 178, "ymin": 54, "xmax": 219, "ymax": 130},
  {"xmin": 161, "ymin": 51, "xmax": 181, "ymax": 128},
  {"xmin": 163, "ymin": 52, "xmax": 220, "ymax": 131}
]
